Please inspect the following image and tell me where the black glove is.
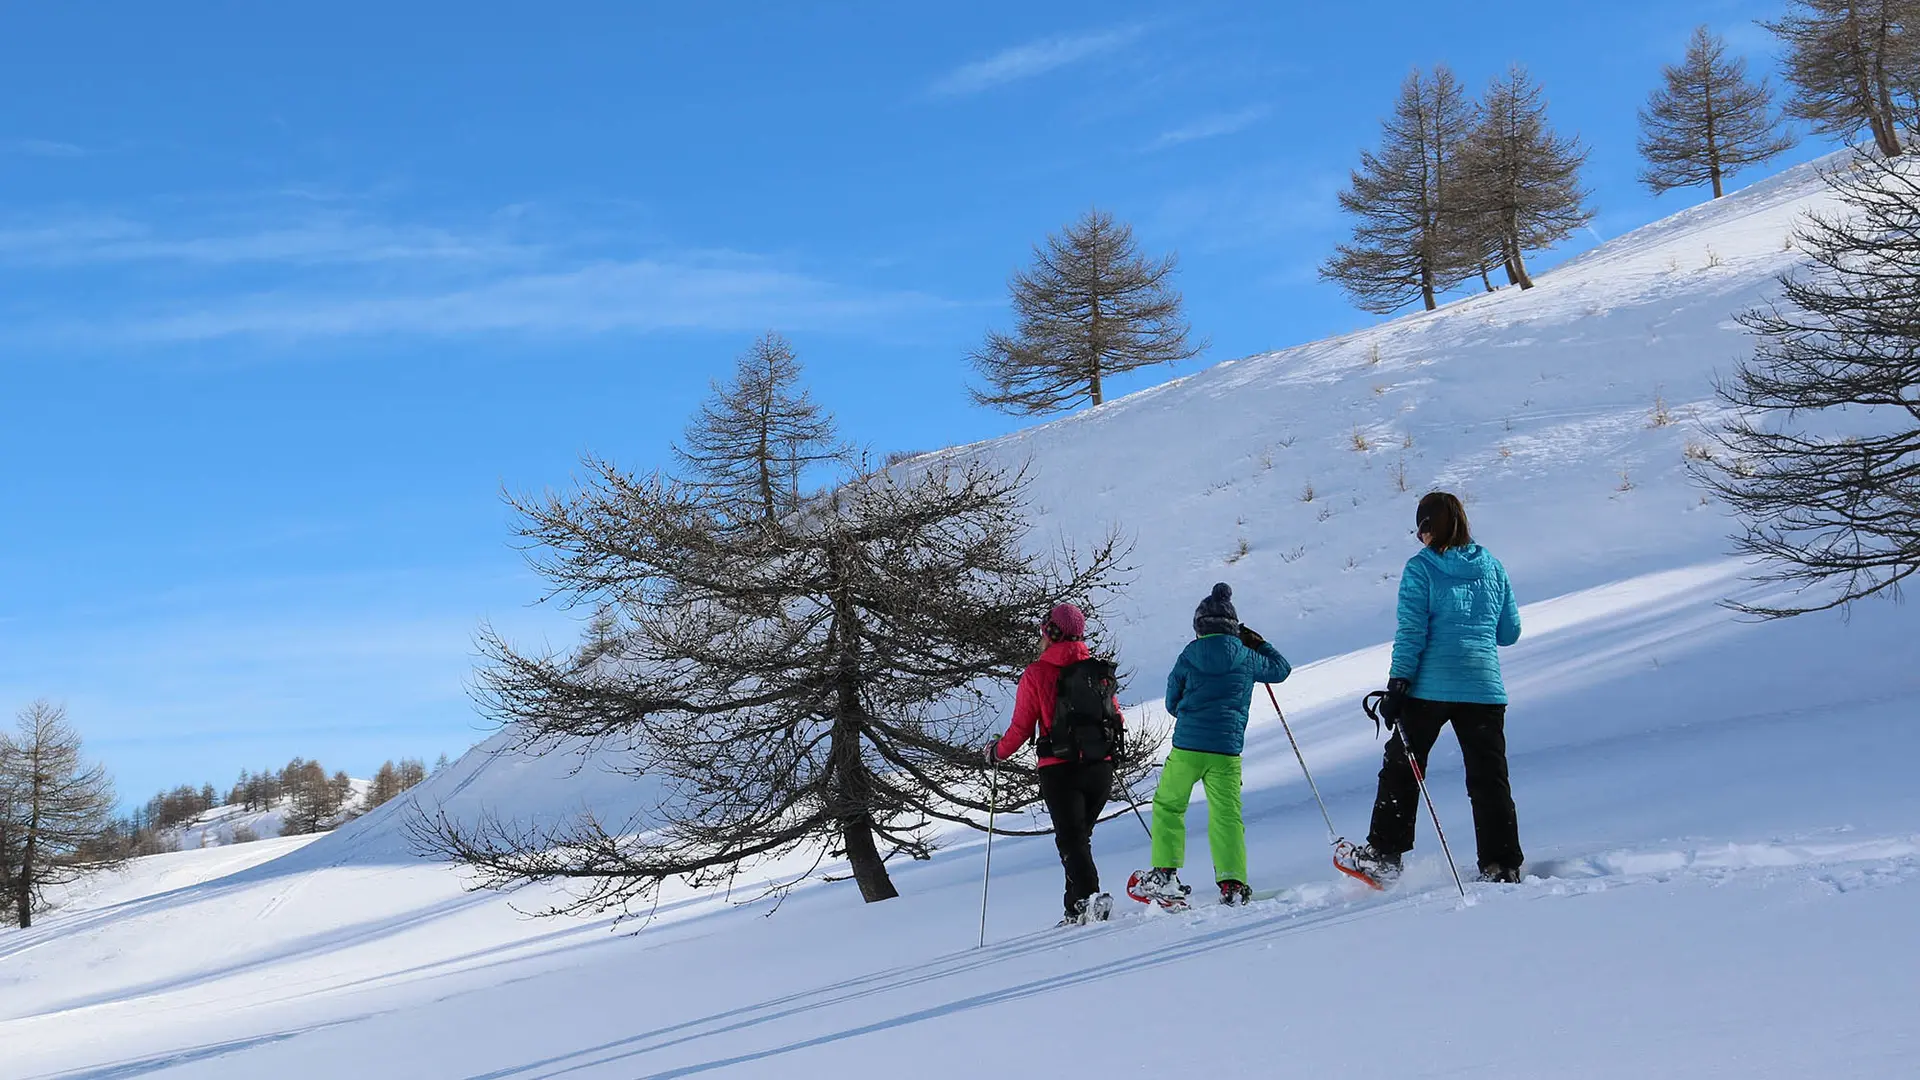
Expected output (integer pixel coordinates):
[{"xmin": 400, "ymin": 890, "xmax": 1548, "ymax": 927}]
[
  {"xmin": 1379, "ymin": 677, "xmax": 1411, "ymax": 728},
  {"xmin": 1237, "ymin": 625, "xmax": 1266, "ymax": 650},
  {"xmin": 984, "ymin": 742, "xmax": 1000, "ymax": 767}
]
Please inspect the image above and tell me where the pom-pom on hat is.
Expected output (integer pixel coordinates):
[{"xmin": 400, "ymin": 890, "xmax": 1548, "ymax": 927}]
[
  {"xmin": 1042, "ymin": 603, "xmax": 1087, "ymax": 642},
  {"xmin": 1193, "ymin": 582, "xmax": 1240, "ymax": 637}
]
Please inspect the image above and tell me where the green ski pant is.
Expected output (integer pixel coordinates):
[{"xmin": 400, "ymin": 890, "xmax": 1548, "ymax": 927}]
[{"xmin": 1149, "ymin": 748, "xmax": 1246, "ymax": 883}]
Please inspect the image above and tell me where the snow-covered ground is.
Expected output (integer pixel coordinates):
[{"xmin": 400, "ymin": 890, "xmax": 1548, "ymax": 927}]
[{"xmin": 3, "ymin": 153, "xmax": 1915, "ymax": 1079}]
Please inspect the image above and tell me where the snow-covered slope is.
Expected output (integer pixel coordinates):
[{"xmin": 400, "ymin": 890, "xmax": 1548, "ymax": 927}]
[{"xmin": 2, "ymin": 155, "xmax": 1915, "ymax": 1080}]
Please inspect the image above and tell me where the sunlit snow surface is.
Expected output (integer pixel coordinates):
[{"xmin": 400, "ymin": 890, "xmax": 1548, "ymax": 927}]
[{"xmin": 3, "ymin": 155, "xmax": 1915, "ymax": 1079}]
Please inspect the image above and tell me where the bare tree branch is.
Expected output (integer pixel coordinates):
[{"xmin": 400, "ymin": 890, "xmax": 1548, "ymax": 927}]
[
  {"xmin": 1697, "ymin": 149, "xmax": 1920, "ymax": 615},
  {"xmin": 419, "ymin": 454, "xmax": 1151, "ymax": 918}
]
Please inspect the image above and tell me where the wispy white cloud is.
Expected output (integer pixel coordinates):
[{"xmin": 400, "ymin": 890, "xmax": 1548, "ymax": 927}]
[
  {"xmin": 930, "ymin": 25, "xmax": 1146, "ymax": 98},
  {"xmin": 0, "ymin": 216, "xmax": 532, "ymax": 268},
  {"xmin": 0, "ymin": 138, "xmax": 87, "ymax": 158},
  {"xmin": 1146, "ymin": 106, "xmax": 1271, "ymax": 152},
  {"xmin": 1152, "ymin": 167, "xmax": 1346, "ymax": 253},
  {"xmin": 0, "ymin": 202, "xmax": 949, "ymax": 345},
  {"xmin": 98, "ymin": 254, "xmax": 946, "ymax": 342},
  {"xmin": 0, "ymin": 593, "xmax": 537, "ymax": 795}
]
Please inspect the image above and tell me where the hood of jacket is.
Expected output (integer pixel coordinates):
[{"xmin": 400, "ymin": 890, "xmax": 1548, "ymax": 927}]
[
  {"xmin": 1034, "ymin": 638, "xmax": 1092, "ymax": 669},
  {"xmin": 1181, "ymin": 634, "xmax": 1247, "ymax": 675},
  {"xmin": 1418, "ymin": 543, "xmax": 1492, "ymax": 581}
]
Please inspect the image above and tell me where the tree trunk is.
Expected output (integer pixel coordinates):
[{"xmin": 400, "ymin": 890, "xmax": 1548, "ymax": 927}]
[
  {"xmin": 840, "ymin": 815, "xmax": 897, "ymax": 902},
  {"xmin": 1870, "ymin": 110, "xmax": 1903, "ymax": 157},
  {"xmin": 1857, "ymin": 18, "xmax": 1904, "ymax": 158},
  {"xmin": 1420, "ymin": 261, "xmax": 1437, "ymax": 311},
  {"xmin": 756, "ymin": 377, "xmax": 777, "ymax": 520},
  {"xmin": 1479, "ymin": 263, "xmax": 1494, "ymax": 292},
  {"xmin": 1506, "ymin": 229, "xmax": 1534, "ymax": 290},
  {"xmin": 1872, "ymin": 13, "xmax": 1905, "ymax": 158},
  {"xmin": 1087, "ymin": 282, "xmax": 1105, "ymax": 406},
  {"xmin": 1705, "ymin": 92, "xmax": 1724, "ymax": 198},
  {"xmin": 15, "ymin": 837, "xmax": 32, "ymax": 929},
  {"xmin": 825, "ymin": 538, "xmax": 897, "ymax": 904}
]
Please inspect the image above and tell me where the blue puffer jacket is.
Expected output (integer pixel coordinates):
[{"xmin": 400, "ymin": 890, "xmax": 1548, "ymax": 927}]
[
  {"xmin": 1165, "ymin": 636, "xmax": 1292, "ymax": 756},
  {"xmin": 1389, "ymin": 544, "xmax": 1522, "ymax": 704}
]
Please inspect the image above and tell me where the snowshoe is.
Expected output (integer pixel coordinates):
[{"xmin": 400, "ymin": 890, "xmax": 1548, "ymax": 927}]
[
  {"xmin": 1334, "ymin": 841, "xmax": 1399, "ymax": 890},
  {"xmin": 1126, "ymin": 868, "xmax": 1192, "ymax": 911},
  {"xmin": 1478, "ymin": 863, "xmax": 1523, "ymax": 884},
  {"xmin": 1085, "ymin": 892, "xmax": 1113, "ymax": 922},
  {"xmin": 1217, "ymin": 879, "xmax": 1253, "ymax": 906},
  {"xmin": 1057, "ymin": 892, "xmax": 1116, "ymax": 927}
]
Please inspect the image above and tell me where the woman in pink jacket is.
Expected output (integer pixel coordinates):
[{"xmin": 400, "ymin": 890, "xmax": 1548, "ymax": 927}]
[{"xmin": 986, "ymin": 603, "xmax": 1126, "ymax": 926}]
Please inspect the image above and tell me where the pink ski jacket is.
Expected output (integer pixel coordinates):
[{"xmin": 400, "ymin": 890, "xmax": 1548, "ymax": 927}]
[{"xmin": 992, "ymin": 639, "xmax": 1123, "ymax": 768}]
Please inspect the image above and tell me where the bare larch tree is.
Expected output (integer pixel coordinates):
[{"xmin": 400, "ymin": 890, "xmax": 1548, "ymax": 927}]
[
  {"xmin": 1323, "ymin": 65, "xmax": 1478, "ymax": 313},
  {"xmin": 280, "ymin": 759, "xmax": 348, "ymax": 835},
  {"xmin": 366, "ymin": 758, "xmax": 428, "ymax": 811},
  {"xmin": 1639, "ymin": 26, "xmax": 1797, "ymax": 199},
  {"xmin": 675, "ymin": 332, "xmax": 843, "ymax": 522},
  {"xmin": 1458, "ymin": 65, "xmax": 1593, "ymax": 291},
  {"xmin": 1765, "ymin": 0, "xmax": 1920, "ymax": 158},
  {"xmin": 970, "ymin": 210, "xmax": 1203, "ymax": 415},
  {"xmin": 1698, "ymin": 150, "xmax": 1920, "ymax": 615},
  {"xmin": 0, "ymin": 701, "xmax": 117, "ymax": 928},
  {"xmin": 415, "ymin": 455, "xmax": 1149, "ymax": 915}
]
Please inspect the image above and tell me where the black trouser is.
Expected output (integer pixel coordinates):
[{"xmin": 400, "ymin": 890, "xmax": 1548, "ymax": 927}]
[
  {"xmin": 1038, "ymin": 760, "xmax": 1112, "ymax": 915},
  {"xmin": 1367, "ymin": 699, "xmax": 1524, "ymax": 872}
]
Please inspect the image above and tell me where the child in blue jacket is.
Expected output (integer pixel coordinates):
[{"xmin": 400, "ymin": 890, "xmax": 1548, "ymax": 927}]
[{"xmin": 1133, "ymin": 583, "xmax": 1291, "ymax": 906}]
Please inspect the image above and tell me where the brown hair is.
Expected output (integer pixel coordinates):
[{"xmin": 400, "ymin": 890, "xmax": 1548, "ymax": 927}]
[{"xmin": 1416, "ymin": 491, "xmax": 1472, "ymax": 552}]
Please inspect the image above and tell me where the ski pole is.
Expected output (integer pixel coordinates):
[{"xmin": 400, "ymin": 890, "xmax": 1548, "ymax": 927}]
[
  {"xmin": 1126, "ymin": 795, "xmax": 1153, "ymax": 839},
  {"xmin": 1266, "ymin": 684, "xmax": 1341, "ymax": 845},
  {"xmin": 1398, "ymin": 727, "xmax": 1466, "ymax": 897},
  {"xmin": 1364, "ymin": 692, "xmax": 1466, "ymax": 897},
  {"xmin": 978, "ymin": 760, "xmax": 997, "ymax": 949}
]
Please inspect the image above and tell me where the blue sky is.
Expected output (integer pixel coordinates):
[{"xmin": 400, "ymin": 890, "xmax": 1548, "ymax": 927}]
[{"xmin": 0, "ymin": 0, "xmax": 1818, "ymax": 806}]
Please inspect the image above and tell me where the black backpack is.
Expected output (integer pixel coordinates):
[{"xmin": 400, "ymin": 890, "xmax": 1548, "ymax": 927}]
[{"xmin": 1036, "ymin": 658, "xmax": 1124, "ymax": 763}]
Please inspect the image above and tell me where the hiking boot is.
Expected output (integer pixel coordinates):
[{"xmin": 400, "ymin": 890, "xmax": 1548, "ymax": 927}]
[
  {"xmin": 1130, "ymin": 867, "xmax": 1191, "ymax": 905},
  {"xmin": 1347, "ymin": 843, "xmax": 1404, "ymax": 884},
  {"xmin": 1218, "ymin": 880, "xmax": 1253, "ymax": 906},
  {"xmin": 1478, "ymin": 863, "xmax": 1523, "ymax": 884}
]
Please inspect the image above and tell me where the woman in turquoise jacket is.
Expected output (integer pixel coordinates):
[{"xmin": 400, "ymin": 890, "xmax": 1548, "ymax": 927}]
[{"xmin": 1352, "ymin": 492, "xmax": 1526, "ymax": 884}]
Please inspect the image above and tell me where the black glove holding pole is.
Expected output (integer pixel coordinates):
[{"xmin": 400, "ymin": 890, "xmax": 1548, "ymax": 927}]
[{"xmin": 1379, "ymin": 677, "xmax": 1411, "ymax": 728}]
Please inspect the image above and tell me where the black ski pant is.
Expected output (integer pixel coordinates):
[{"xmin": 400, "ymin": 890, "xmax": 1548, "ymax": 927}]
[
  {"xmin": 1038, "ymin": 760, "xmax": 1112, "ymax": 915},
  {"xmin": 1366, "ymin": 699, "xmax": 1524, "ymax": 872}
]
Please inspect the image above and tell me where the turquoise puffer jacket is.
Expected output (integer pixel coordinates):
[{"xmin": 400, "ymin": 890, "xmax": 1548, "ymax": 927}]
[
  {"xmin": 1164, "ymin": 635, "xmax": 1292, "ymax": 756},
  {"xmin": 1389, "ymin": 544, "xmax": 1522, "ymax": 705}
]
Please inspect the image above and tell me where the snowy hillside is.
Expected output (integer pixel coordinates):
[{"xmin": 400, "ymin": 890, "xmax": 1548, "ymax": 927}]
[
  {"xmin": 2, "ymin": 154, "xmax": 1915, "ymax": 1080},
  {"xmin": 930, "ymin": 153, "xmax": 1849, "ymax": 681},
  {"xmin": 162, "ymin": 778, "xmax": 375, "ymax": 851}
]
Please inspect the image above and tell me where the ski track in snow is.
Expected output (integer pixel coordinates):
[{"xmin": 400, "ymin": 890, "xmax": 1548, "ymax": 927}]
[{"xmin": 5, "ymin": 152, "xmax": 1920, "ymax": 1079}]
